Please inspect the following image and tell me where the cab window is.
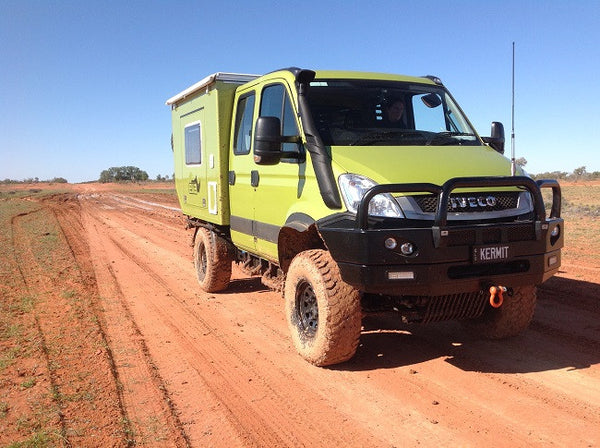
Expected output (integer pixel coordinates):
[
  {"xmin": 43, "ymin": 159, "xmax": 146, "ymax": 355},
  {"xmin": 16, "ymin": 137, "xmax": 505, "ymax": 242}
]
[
  {"xmin": 233, "ymin": 93, "xmax": 255, "ymax": 155},
  {"xmin": 260, "ymin": 84, "xmax": 301, "ymax": 156}
]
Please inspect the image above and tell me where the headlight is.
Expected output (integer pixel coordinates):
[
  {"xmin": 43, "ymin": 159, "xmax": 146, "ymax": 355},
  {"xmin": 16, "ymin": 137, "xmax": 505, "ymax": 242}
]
[{"xmin": 338, "ymin": 174, "xmax": 404, "ymax": 218}]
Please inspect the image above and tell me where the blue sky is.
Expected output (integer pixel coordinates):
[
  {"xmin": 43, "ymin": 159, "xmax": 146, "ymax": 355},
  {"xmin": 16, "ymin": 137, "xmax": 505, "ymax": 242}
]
[{"xmin": 1, "ymin": 0, "xmax": 599, "ymax": 183}]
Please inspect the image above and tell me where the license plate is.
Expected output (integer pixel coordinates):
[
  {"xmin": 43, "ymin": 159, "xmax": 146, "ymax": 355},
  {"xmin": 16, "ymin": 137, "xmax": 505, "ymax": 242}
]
[{"xmin": 472, "ymin": 244, "xmax": 511, "ymax": 264}]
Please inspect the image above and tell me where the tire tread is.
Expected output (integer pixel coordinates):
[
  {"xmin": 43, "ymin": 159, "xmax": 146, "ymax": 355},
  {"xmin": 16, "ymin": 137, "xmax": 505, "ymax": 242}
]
[{"xmin": 285, "ymin": 249, "xmax": 361, "ymax": 366}]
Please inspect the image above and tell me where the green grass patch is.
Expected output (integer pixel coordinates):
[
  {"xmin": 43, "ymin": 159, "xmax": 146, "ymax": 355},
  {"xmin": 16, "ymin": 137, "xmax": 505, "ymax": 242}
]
[
  {"xmin": 0, "ymin": 401, "xmax": 9, "ymax": 418},
  {"xmin": 541, "ymin": 184, "xmax": 600, "ymax": 217},
  {"xmin": 130, "ymin": 187, "xmax": 176, "ymax": 196},
  {"xmin": 61, "ymin": 290, "xmax": 77, "ymax": 299},
  {"xmin": 0, "ymin": 346, "xmax": 21, "ymax": 371},
  {"xmin": 5, "ymin": 429, "xmax": 59, "ymax": 448},
  {"xmin": 106, "ymin": 184, "xmax": 177, "ymax": 196},
  {"xmin": 561, "ymin": 184, "xmax": 600, "ymax": 217},
  {"xmin": 0, "ymin": 187, "xmax": 71, "ymax": 201},
  {"xmin": 1, "ymin": 322, "xmax": 24, "ymax": 341},
  {"xmin": 551, "ymin": 184, "xmax": 600, "ymax": 265},
  {"xmin": 20, "ymin": 378, "xmax": 37, "ymax": 389},
  {"xmin": 0, "ymin": 200, "xmax": 41, "ymax": 285},
  {"xmin": 14, "ymin": 295, "xmax": 36, "ymax": 314}
]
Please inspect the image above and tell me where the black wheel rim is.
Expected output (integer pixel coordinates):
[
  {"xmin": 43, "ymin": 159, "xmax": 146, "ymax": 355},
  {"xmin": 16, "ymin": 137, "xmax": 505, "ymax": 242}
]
[{"xmin": 296, "ymin": 280, "xmax": 318, "ymax": 339}]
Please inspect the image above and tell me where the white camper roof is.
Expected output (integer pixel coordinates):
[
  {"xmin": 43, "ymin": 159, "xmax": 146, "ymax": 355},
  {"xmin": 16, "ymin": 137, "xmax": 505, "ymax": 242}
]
[{"xmin": 165, "ymin": 72, "xmax": 259, "ymax": 106}]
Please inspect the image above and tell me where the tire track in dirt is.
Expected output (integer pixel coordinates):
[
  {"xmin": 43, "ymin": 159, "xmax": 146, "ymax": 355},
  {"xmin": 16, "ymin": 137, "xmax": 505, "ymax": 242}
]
[
  {"xmin": 46, "ymin": 196, "xmax": 138, "ymax": 446},
  {"xmin": 79, "ymin": 198, "xmax": 281, "ymax": 446},
  {"xmin": 10, "ymin": 201, "xmax": 127, "ymax": 446},
  {"xmin": 355, "ymin": 316, "xmax": 600, "ymax": 446},
  {"xmin": 92, "ymin": 195, "xmax": 457, "ymax": 446},
  {"xmin": 89, "ymin": 218, "xmax": 292, "ymax": 446},
  {"xmin": 534, "ymin": 278, "xmax": 600, "ymax": 355},
  {"xmin": 102, "ymin": 262, "xmax": 191, "ymax": 447},
  {"xmin": 94, "ymin": 211, "xmax": 392, "ymax": 447},
  {"xmin": 47, "ymin": 195, "xmax": 141, "ymax": 446},
  {"xmin": 76, "ymin": 197, "xmax": 192, "ymax": 447},
  {"xmin": 83, "ymin": 197, "xmax": 425, "ymax": 445},
  {"xmin": 8, "ymin": 208, "xmax": 66, "ymax": 444}
]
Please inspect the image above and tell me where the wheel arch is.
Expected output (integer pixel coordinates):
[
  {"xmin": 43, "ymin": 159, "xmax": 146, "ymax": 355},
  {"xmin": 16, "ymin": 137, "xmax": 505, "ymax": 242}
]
[
  {"xmin": 187, "ymin": 216, "xmax": 232, "ymax": 247},
  {"xmin": 278, "ymin": 213, "xmax": 325, "ymax": 273}
]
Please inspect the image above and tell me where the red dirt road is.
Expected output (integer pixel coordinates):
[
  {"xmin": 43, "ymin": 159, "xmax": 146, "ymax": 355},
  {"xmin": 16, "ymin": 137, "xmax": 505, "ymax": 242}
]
[{"xmin": 4, "ymin": 185, "xmax": 600, "ymax": 447}]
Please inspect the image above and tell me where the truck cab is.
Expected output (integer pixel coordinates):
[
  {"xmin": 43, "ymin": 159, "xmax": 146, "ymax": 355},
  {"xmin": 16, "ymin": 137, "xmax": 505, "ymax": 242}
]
[{"xmin": 167, "ymin": 68, "xmax": 563, "ymax": 366}]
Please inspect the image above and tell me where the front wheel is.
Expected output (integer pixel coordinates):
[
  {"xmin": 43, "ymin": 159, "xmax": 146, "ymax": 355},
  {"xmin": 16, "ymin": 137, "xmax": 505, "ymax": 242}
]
[
  {"xmin": 193, "ymin": 228, "xmax": 232, "ymax": 293},
  {"xmin": 464, "ymin": 285, "xmax": 537, "ymax": 339},
  {"xmin": 284, "ymin": 249, "xmax": 362, "ymax": 366}
]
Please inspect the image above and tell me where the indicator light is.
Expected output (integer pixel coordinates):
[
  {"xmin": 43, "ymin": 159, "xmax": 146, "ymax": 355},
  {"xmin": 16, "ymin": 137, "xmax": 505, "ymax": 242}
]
[
  {"xmin": 384, "ymin": 237, "xmax": 397, "ymax": 249},
  {"xmin": 400, "ymin": 243, "xmax": 415, "ymax": 255}
]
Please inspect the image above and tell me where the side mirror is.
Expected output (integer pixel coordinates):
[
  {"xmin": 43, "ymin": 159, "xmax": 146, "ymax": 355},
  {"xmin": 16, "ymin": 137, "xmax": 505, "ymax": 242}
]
[
  {"xmin": 421, "ymin": 93, "xmax": 442, "ymax": 108},
  {"xmin": 482, "ymin": 121, "xmax": 505, "ymax": 154},
  {"xmin": 254, "ymin": 116, "xmax": 282, "ymax": 165}
]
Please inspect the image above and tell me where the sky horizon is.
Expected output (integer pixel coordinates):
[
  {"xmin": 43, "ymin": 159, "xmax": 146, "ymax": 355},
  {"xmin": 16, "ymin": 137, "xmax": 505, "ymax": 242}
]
[{"xmin": 1, "ymin": 0, "xmax": 599, "ymax": 183}]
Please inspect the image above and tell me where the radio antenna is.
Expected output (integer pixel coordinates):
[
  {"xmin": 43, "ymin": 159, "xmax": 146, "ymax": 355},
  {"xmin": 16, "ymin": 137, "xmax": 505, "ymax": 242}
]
[{"xmin": 511, "ymin": 42, "xmax": 516, "ymax": 176}]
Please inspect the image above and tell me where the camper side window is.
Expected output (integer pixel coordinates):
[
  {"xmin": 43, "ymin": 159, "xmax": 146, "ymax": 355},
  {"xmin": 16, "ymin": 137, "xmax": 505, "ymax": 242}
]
[
  {"xmin": 184, "ymin": 122, "xmax": 201, "ymax": 165},
  {"xmin": 233, "ymin": 93, "xmax": 255, "ymax": 155}
]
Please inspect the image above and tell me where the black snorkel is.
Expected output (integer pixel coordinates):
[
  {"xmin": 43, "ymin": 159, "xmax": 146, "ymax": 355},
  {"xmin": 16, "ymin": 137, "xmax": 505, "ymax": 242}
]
[{"xmin": 294, "ymin": 69, "xmax": 342, "ymax": 209}]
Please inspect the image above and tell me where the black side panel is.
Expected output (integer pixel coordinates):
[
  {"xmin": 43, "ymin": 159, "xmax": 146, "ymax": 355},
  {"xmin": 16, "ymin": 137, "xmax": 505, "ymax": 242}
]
[{"xmin": 230, "ymin": 215, "xmax": 280, "ymax": 245}]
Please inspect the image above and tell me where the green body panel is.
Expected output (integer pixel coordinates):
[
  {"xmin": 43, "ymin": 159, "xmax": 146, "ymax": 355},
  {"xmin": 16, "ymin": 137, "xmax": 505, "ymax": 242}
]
[
  {"xmin": 330, "ymin": 144, "xmax": 512, "ymax": 185},
  {"xmin": 171, "ymin": 81, "xmax": 238, "ymax": 225},
  {"xmin": 314, "ymin": 70, "xmax": 437, "ymax": 85}
]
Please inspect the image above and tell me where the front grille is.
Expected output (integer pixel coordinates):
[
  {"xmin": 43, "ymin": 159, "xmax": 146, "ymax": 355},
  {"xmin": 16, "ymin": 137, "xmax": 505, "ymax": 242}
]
[
  {"xmin": 413, "ymin": 191, "xmax": 520, "ymax": 213},
  {"xmin": 422, "ymin": 291, "xmax": 488, "ymax": 323},
  {"xmin": 361, "ymin": 291, "xmax": 488, "ymax": 323}
]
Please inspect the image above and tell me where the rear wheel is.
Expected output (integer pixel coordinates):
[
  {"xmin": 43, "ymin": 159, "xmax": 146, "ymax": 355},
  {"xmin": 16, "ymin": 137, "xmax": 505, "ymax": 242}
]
[
  {"xmin": 284, "ymin": 249, "xmax": 361, "ymax": 366},
  {"xmin": 464, "ymin": 285, "xmax": 537, "ymax": 339},
  {"xmin": 193, "ymin": 228, "xmax": 232, "ymax": 293}
]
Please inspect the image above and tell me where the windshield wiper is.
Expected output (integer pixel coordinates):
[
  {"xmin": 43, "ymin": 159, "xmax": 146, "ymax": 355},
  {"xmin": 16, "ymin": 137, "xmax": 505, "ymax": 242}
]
[
  {"xmin": 350, "ymin": 130, "xmax": 425, "ymax": 146},
  {"xmin": 426, "ymin": 131, "xmax": 476, "ymax": 146}
]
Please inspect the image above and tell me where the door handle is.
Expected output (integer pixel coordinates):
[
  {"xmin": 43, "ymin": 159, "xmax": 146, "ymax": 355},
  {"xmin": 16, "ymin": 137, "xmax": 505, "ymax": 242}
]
[{"xmin": 251, "ymin": 170, "xmax": 260, "ymax": 187}]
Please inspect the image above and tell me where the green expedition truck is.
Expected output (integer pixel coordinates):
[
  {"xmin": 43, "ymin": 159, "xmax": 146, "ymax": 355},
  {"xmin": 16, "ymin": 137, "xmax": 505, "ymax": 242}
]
[{"xmin": 166, "ymin": 68, "xmax": 563, "ymax": 366}]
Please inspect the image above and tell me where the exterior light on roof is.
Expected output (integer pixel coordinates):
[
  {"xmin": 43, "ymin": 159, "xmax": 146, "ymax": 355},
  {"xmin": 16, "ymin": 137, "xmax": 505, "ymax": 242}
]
[{"xmin": 422, "ymin": 75, "xmax": 443, "ymax": 85}]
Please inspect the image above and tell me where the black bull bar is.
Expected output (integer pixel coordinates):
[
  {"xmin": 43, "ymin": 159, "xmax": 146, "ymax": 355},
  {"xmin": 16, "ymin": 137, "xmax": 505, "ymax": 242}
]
[{"xmin": 356, "ymin": 176, "xmax": 562, "ymax": 247}]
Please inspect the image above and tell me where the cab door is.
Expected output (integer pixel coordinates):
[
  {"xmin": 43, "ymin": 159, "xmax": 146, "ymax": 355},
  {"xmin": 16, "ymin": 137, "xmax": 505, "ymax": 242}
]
[
  {"xmin": 228, "ymin": 81, "xmax": 304, "ymax": 261},
  {"xmin": 253, "ymin": 82, "xmax": 304, "ymax": 260},
  {"xmin": 229, "ymin": 91, "xmax": 257, "ymax": 253}
]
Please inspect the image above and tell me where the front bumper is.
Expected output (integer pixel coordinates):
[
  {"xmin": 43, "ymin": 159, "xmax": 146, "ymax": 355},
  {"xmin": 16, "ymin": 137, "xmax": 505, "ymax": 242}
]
[{"xmin": 318, "ymin": 177, "xmax": 563, "ymax": 296}]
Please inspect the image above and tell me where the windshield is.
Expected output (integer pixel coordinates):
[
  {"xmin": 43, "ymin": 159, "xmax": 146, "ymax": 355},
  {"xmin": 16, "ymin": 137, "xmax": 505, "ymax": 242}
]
[{"xmin": 307, "ymin": 79, "xmax": 481, "ymax": 147}]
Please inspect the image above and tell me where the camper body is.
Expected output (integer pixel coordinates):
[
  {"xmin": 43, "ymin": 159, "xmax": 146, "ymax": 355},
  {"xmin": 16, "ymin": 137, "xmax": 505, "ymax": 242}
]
[{"xmin": 167, "ymin": 68, "xmax": 563, "ymax": 366}]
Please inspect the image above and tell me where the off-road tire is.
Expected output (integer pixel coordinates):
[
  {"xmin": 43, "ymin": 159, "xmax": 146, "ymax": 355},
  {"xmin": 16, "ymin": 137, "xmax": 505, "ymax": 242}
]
[
  {"xmin": 464, "ymin": 285, "xmax": 537, "ymax": 339},
  {"xmin": 284, "ymin": 249, "xmax": 362, "ymax": 366},
  {"xmin": 193, "ymin": 228, "xmax": 232, "ymax": 293}
]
